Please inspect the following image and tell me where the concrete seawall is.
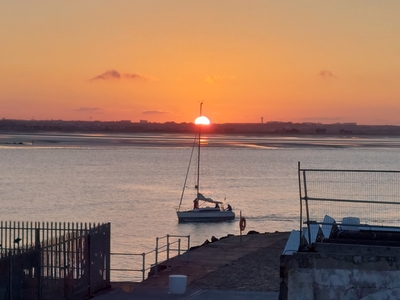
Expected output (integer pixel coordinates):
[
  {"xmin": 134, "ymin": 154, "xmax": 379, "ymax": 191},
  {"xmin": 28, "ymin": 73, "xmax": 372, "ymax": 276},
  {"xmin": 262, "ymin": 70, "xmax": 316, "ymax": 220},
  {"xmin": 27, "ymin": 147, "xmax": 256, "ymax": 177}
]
[
  {"xmin": 93, "ymin": 231, "xmax": 290, "ymax": 299},
  {"xmin": 281, "ymin": 243, "xmax": 400, "ymax": 299}
]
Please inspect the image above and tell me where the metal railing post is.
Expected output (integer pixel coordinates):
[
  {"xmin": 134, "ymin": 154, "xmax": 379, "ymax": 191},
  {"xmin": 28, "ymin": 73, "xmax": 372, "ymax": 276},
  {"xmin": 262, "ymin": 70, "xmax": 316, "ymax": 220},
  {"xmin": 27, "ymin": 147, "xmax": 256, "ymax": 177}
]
[
  {"xmin": 9, "ymin": 256, "xmax": 13, "ymax": 300},
  {"xmin": 175, "ymin": 239, "xmax": 182, "ymax": 267},
  {"xmin": 187, "ymin": 235, "xmax": 191, "ymax": 261},
  {"xmin": 154, "ymin": 237, "xmax": 159, "ymax": 277},
  {"xmin": 35, "ymin": 228, "xmax": 42, "ymax": 300},
  {"xmin": 109, "ymin": 234, "xmax": 191, "ymax": 281},
  {"xmin": 142, "ymin": 253, "xmax": 145, "ymax": 281},
  {"xmin": 167, "ymin": 234, "xmax": 170, "ymax": 261},
  {"xmin": 87, "ymin": 234, "xmax": 91, "ymax": 297}
]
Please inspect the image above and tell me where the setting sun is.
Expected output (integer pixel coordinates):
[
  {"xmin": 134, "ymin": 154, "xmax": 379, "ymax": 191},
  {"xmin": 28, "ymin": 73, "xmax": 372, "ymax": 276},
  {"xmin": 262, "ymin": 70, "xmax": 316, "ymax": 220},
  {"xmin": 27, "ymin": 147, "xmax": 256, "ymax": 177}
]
[{"xmin": 195, "ymin": 116, "xmax": 211, "ymax": 125}]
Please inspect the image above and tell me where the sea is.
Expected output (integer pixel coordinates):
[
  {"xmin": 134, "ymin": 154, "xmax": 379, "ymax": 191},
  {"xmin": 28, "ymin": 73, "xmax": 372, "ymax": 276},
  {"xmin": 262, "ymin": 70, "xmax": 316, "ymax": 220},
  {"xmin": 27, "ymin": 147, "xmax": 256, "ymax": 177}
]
[{"xmin": 2, "ymin": 132, "xmax": 400, "ymax": 280}]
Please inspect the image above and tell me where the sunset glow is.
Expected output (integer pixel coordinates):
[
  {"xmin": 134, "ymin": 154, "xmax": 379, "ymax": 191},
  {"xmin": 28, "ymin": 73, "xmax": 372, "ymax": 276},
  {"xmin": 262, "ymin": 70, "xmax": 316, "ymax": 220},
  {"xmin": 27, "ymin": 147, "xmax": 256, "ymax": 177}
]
[
  {"xmin": 2, "ymin": 1, "xmax": 400, "ymax": 125},
  {"xmin": 195, "ymin": 116, "xmax": 211, "ymax": 125}
]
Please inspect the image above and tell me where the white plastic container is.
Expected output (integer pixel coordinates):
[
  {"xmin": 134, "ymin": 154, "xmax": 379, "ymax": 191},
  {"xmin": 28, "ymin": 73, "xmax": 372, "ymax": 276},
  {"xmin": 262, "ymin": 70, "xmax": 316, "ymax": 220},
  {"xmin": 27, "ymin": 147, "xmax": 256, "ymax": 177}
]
[{"xmin": 169, "ymin": 275, "xmax": 187, "ymax": 294}]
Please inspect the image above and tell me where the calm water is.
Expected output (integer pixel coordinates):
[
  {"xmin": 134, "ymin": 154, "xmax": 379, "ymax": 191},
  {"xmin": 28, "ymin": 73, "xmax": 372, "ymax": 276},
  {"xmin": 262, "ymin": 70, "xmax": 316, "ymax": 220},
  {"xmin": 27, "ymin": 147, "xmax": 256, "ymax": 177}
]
[{"xmin": 2, "ymin": 133, "xmax": 400, "ymax": 279}]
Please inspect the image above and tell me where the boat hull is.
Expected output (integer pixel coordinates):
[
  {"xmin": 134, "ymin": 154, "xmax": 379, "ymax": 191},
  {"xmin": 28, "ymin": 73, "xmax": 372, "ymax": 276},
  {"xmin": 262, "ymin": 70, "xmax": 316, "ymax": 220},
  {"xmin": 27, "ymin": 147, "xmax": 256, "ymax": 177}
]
[{"xmin": 177, "ymin": 210, "xmax": 235, "ymax": 223}]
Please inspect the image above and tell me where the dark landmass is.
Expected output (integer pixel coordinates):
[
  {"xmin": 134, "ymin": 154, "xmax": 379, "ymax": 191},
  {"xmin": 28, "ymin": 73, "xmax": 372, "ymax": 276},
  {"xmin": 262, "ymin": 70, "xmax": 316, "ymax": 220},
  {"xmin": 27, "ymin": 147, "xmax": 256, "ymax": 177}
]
[{"xmin": 2, "ymin": 118, "xmax": 400, "ymax": 136}]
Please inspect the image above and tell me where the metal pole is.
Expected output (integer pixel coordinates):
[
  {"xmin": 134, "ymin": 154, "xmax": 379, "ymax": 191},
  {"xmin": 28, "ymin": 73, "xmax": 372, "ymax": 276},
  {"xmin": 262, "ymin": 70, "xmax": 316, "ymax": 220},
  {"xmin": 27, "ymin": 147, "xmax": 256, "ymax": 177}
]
[
  {"xmin": 298, "ymin": 161, "xmax": 303, "ymax": 237},
  {"xmin": 35, "ymin": 228, "xmax": 42, "ymax": 300},
  {"xmin": 303, "ymin": 170, "xmax": 312, "ymax": 248},
  {"xmin": 196, "ymin": 103, "xmax": 203, "ymax": 196},
  {"xmin": 154, "ymin": 237, "xmax": 159, "ymax": 277},
  {"xmin": 178, "ymin": 239, "xmax": 181, "ymax": 258},
  {"xmin": 167, "ymin": 234, "xmax": 170, "ymax": 261},
  {"xmin": 240, "ymin": 211, "xmax": 242, "ymax": 243},
  {"xmin": 187, "ymin": 235, "xmax": 191, "ymax": 261},
  {"xmin": 87, "ymin": 234, "xmax": 91, "ymax": 298},
  {"xmin": 106, "ymin": 223, "xmax": 111, "ymax": 285},
  {"xmin": 142, "ymin": 253, "xmax": 146, "ymax": 282},
  {"xmin": 9, "ymin": 256, "xmax": 12, "ymax": 300}
]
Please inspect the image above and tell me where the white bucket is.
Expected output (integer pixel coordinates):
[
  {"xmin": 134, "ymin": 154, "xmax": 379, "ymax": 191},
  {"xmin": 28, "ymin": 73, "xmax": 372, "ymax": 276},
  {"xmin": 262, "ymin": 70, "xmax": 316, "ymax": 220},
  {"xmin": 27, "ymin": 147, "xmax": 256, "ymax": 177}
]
[{"xmin": 169, "ymin": 275, "xmax": 187, "ymax": 294}]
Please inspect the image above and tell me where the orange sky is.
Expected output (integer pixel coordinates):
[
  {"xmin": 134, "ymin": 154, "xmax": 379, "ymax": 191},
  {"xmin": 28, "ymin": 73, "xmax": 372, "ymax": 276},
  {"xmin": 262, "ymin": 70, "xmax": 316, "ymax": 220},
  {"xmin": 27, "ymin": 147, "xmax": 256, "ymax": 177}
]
[{"xmin": 1, "ymin": 1, "xmax": 400, "ymax": 125}]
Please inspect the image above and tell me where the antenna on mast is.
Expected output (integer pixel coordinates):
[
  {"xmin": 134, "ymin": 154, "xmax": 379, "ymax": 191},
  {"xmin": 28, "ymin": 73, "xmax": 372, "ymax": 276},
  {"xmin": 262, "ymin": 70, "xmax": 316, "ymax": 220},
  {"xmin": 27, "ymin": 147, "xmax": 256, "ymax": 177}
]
[{"xmin": 199, "ymin": 100, "xmax": 203, "ymax": 116}]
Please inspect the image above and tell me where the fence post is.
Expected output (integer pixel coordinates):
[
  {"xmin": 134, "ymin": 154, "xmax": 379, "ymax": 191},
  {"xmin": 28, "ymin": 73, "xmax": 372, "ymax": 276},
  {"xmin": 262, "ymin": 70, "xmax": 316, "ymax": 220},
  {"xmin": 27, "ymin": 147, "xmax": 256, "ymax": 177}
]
[
  {"xmin": 9, "ymin": 256, "xmax": 13, "ymax": 300},
  {"xmin": 142, "ymin": 253, "xmax": 146, "ymax": 281},
  {"xmin": 87, "ymin": 234, "xmax": 91, "ymax": 298},
  {"xmin": 187, "ymin": 235, "xmax": 191, "ymax": 261},
  {"xmin": 106, "ymin": 223, "xmax": 111, "ymax": 286},
  {"xmin": 35, "ymin": 228, "xmax": 42, "ymax": 300},
  {"xmin": 167, "ymin": 234, "xmax": 170, "ymax": 261},
  {"xmin": 154, "ymin": 237, "xmax": 159, "ymax": 277},
  {"xmin": 177, "ymin": 239, "xmax": 182, "ymax": 266}
]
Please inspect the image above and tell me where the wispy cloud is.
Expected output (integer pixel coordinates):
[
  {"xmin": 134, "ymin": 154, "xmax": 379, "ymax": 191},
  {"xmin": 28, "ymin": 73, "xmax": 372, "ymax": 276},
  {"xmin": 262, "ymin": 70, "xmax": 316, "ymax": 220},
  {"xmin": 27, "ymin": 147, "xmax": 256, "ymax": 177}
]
[
  {"xmin": 91, "ymin": 70, "xmax": 121, "ymax": 80},
  {"xmin": 205, "ymin": 75, "xmax": 221, "ymax": 84},
  {"xmin": 142, "ymin": 110, "xmax": 171, "ymax": 115},
  {"xmin": 319, "ymin": 70, "xmax": 336, "ymax": 79},
  {"xmin": 90, "ymin": 69, "xmax": 149, "ymax": 81},
  {"xmin": 204, "ymin": 75, "xmax": 235, "ymax": 84},
  {"xmin": 75, "ymin": 107, "xmax": 103, "ymax": 113}
]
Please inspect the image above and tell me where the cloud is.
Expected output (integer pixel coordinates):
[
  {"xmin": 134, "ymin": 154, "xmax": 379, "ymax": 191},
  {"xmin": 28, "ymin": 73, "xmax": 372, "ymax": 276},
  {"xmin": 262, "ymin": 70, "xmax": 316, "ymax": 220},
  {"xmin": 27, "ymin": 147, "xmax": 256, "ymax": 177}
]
[
  {"xmin": 75, "ymin": 107, "xmax": 103, "ymax": 113},
  {"xmin": 142, "ymin": 110, "xmax": 171, "ymax": 115},
  {"xmin": 90, "ymin": 69, "xmax": 149, "ymax": 81},
  {"xmin": 91, "ymin": 70, "xmax": 121, "ymax": 80},
  {"xmin": 205, "ymin": 76, "xmax": 220, "ymax": 84},
  {"xmin": 204, "ymin": 75, "xmax": 235, "ymax": 84},
  {"xmin": 123, "ymin": 73, "xmax": 148, "ymax": 80},
  {"xmin": 319, "ymin": 70, "xmax": 336, "ymax": 79}
]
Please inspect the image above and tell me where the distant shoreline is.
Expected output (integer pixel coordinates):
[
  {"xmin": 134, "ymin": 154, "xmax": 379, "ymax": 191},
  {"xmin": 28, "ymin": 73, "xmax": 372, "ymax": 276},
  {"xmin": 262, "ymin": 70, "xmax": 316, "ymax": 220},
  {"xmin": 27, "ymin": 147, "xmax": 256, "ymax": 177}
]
[{"xmin": 3, "ymin": 119, "xmax": 400, "ymax": 136}]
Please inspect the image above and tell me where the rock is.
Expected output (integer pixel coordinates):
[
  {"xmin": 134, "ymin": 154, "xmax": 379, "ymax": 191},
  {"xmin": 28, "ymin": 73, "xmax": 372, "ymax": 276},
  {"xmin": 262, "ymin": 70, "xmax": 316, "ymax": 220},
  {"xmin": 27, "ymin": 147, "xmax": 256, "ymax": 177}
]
[
  {"xmin": 211, "ymin": 236, "xmax": 219, "ymax": 242},
  {"xmin": 202, "ymin": 239, "xmax": 210, "ymax": 246},
  {"xmin": 247, "ymin": 230, "xmax": 260, "ymax": 235},
  {"xmin": 219, "ymin": 234, "xmax": 234, "ymax": 240},
  {"xmin": 148, "ymin": 264, "xmax": 167, "ymax": 277}
]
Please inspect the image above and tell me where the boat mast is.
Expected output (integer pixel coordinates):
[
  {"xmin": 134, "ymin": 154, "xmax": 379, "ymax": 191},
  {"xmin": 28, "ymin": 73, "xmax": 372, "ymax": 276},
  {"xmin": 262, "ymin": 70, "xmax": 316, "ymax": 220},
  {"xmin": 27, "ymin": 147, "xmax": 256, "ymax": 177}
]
[{"xmin": 196, "ymin": 102, "xmax": 202, "ymax": 197}]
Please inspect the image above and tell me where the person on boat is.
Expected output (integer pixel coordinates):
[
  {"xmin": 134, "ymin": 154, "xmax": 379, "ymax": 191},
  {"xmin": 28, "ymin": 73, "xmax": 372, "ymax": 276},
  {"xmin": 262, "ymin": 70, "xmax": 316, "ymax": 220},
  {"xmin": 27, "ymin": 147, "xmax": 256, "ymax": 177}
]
[
  {"xmin": 193, "ymin": 199, "xmax": 199, "ymax": 209},
  {"xmin": 226, "ymin": 204, "xmax": 232, "ymax": 211},
  {"xmin": 215, "ymin": 202, "xmax": 220, "ymax": 209}
]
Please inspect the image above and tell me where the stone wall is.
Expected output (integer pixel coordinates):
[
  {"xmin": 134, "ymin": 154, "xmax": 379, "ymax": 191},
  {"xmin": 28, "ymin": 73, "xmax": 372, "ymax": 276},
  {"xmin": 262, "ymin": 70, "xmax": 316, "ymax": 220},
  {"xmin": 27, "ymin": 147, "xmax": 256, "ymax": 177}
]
[{"xmin": 280, "ymin": 243, "xmax": 400, "ymax": 300}]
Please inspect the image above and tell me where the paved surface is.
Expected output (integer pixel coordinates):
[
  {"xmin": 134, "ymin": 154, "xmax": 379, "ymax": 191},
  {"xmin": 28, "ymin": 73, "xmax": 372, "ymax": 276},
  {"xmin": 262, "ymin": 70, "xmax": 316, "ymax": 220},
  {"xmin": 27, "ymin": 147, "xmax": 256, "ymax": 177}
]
[
  {"xmin": 93, "ymin": 286, "xmax": 278, "ymax": 300},
  {"xmin": 92, "ymin": 232, "xmax": 289, "ymax": 300}
]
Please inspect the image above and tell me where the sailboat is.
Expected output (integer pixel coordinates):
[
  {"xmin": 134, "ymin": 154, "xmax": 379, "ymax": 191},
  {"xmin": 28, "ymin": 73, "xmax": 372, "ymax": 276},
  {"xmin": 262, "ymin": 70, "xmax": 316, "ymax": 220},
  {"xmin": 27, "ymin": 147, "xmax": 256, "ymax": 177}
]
[{"xmin": 176, "ymin": 103, "xmax": 235, "ymax": 222}]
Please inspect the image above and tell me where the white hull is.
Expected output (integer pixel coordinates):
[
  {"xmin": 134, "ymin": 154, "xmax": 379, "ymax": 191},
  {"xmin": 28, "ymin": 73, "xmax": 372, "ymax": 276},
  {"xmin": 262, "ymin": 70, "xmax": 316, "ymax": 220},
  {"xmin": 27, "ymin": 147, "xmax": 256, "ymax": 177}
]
[{"xmin": 177, "ymin": 209, "xmax": 235, "ymax": 223}]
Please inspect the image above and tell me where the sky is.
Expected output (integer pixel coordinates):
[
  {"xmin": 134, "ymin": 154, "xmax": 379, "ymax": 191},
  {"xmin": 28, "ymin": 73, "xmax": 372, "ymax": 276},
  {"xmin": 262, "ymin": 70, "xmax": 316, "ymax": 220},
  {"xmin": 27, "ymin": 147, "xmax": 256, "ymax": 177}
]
[{"xmin": 1, "ymin": 1, "xmax": 400, "ymax": 125}]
